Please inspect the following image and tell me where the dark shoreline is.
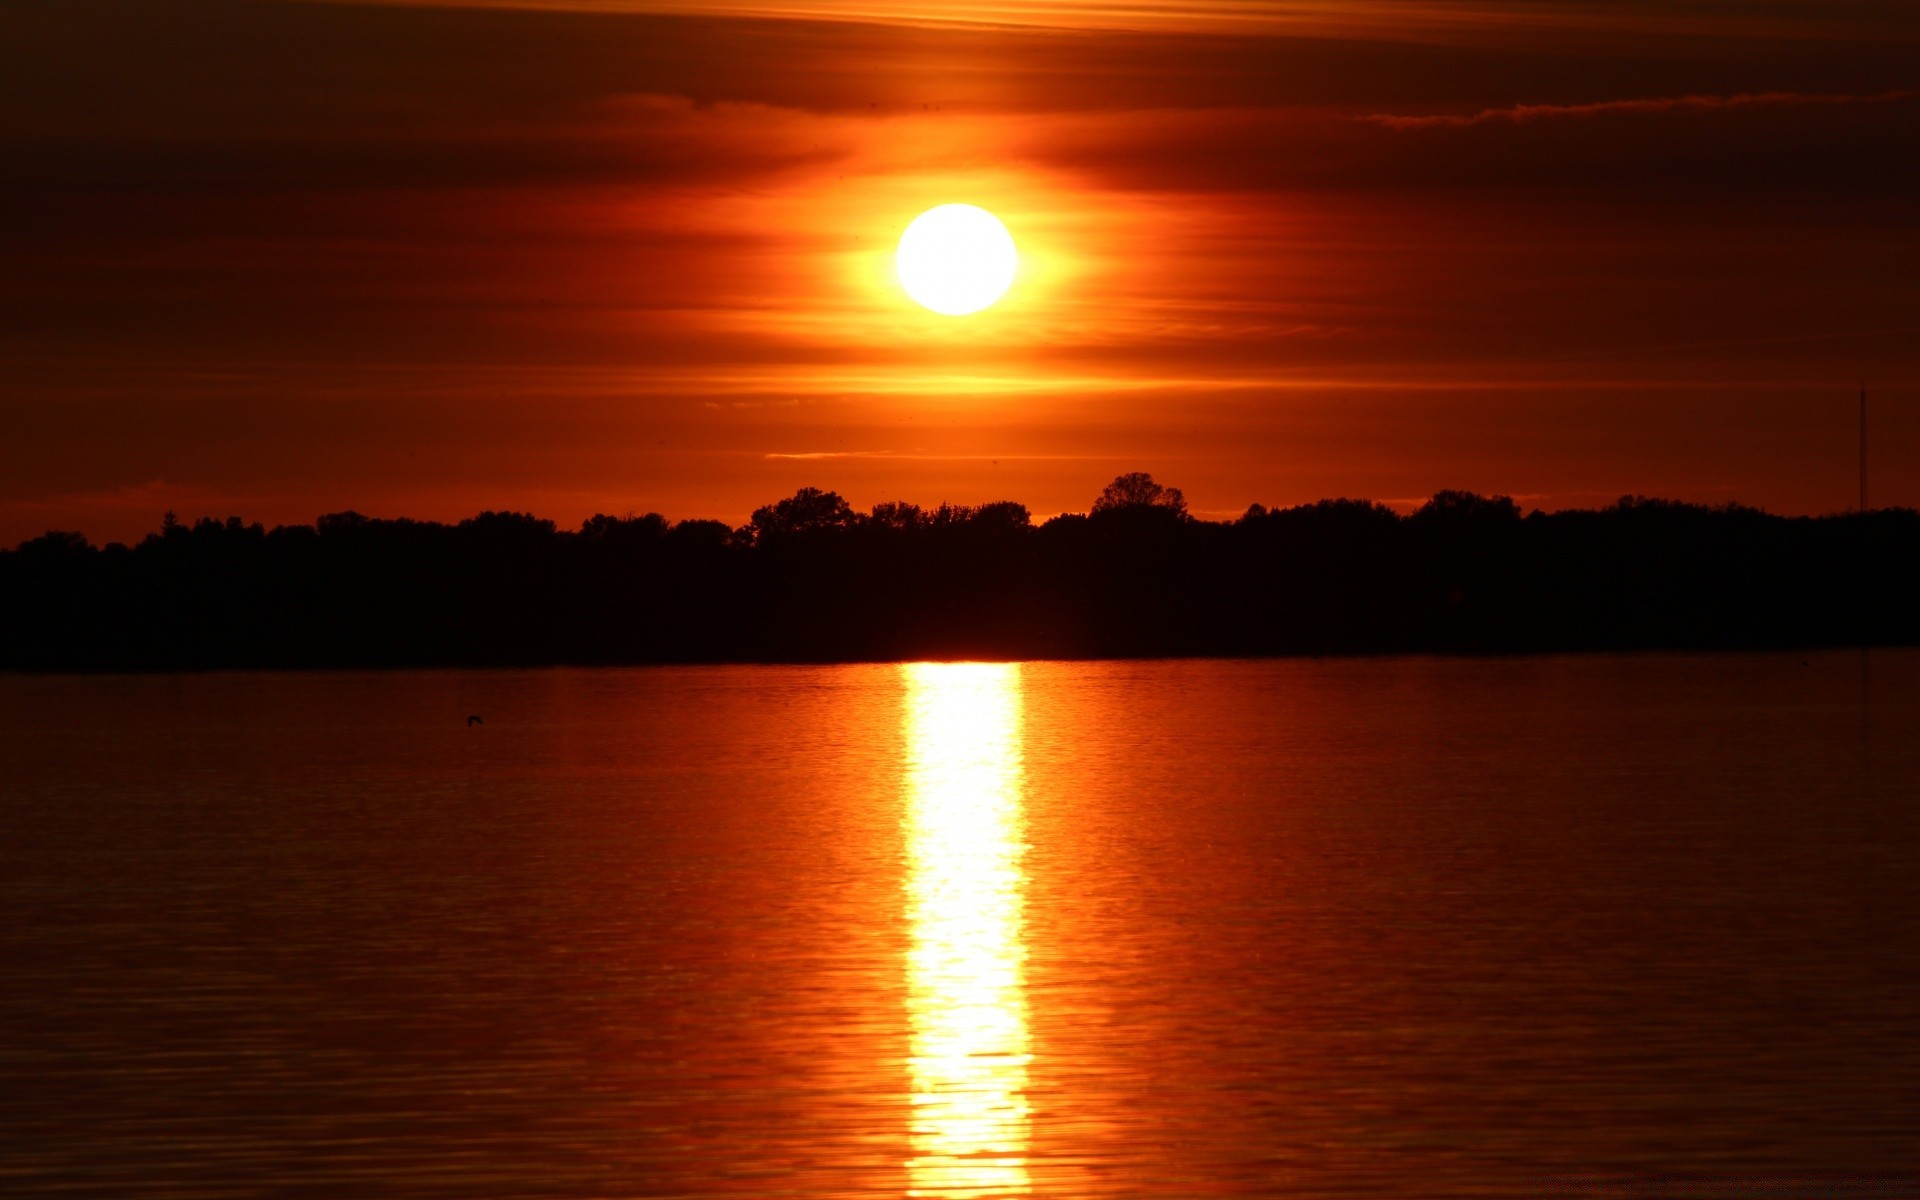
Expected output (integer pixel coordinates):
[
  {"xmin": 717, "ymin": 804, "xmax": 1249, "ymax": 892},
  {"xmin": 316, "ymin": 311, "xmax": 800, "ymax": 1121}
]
[{"xmin": 6, "ymin": 486, "xmax": 1916, "ymax": 672}]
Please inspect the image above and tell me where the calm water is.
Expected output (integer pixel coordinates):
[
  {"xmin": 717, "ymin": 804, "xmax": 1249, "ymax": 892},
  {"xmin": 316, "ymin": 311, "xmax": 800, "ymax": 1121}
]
[{"xmin": 3, "ymin": 653, "xmax": 1918, "ymax": 1198}]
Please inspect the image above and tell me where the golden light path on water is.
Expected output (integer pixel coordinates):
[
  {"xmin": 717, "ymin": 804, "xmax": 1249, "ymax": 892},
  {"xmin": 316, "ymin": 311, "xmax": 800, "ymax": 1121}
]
[{"xmin": 901, "ymin": 662, "xmax": 1032, "ymax": 1199}]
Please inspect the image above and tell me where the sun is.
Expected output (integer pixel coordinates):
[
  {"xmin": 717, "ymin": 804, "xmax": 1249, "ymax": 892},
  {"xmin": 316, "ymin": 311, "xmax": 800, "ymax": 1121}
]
[{"xmin": 896, "ymin": 204, "xmax": 1018, "ymax": 316}]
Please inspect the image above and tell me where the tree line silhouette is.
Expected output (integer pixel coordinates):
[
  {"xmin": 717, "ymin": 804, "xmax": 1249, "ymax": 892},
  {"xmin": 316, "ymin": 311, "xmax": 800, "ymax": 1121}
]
[{"xmin": 3, "ymin": 474, "xmax": 1915, "ymax": 669}]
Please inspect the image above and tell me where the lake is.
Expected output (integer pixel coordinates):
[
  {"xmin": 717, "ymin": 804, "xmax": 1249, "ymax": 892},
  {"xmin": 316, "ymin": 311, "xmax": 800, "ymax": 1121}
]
[{"xmin": 3, "ymin": 653, "xmax": 1917, "ymax": 1197}]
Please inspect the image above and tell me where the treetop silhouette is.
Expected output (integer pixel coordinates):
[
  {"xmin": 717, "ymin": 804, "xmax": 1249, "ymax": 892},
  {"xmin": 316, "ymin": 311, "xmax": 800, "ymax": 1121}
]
[
  {"xmin": 1092, "ymin": 472, "xmax": 1187, "ymax": 517},
  {"xmin": 3, "ymin": 476, "xmax": 1915, "ymax": 669}
]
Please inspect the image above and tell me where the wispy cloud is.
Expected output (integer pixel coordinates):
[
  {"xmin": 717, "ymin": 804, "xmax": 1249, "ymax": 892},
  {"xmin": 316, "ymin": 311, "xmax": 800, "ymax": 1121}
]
[
  {"xmin": 6, "ymin": 480, "xmax": 255, "ymax": 515},
  {"xmin": 331, "ymin": 0, "xmax": 1907, "ymax": 43},
  {"xmin": 1366, "ymin": 88, "xmax": 1917, "ymax": 130},
  {"xmin": 761, "ymin": 451, "xmax": 1113, "ymax": 461}
]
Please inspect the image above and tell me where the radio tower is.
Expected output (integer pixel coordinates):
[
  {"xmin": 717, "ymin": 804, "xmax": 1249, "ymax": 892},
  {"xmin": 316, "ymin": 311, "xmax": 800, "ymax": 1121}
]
[{"xmin": 1859, "ymin": 387, "xmax": 1868, "ymax": 513}]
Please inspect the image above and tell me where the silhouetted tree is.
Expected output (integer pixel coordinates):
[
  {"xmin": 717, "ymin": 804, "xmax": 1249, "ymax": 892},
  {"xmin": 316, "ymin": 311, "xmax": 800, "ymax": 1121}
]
[
  {"xmin": 868, "ymin": 501, "xmax": 926, "ymax": 531},
  {"xmin": 1092, "ymin": 472, "xmax": 1187, "ymax": 517},
  {"xmin": 750, "ymin": 487, "xmax": 856, "ymax": 541},
  {"xmin": 15, "ymin": 531, "xmax": 92, "ymax": 560},
  {"xmin": 1413, "ymin": 490, "xmax": 1520, "ymax": 526},
  {"xmin": 581, "ymin": 512, "xmax": 670, "ymax": 542},
  {"xmin": 317, "ymin": 510, "xmax": 371, "ymax": 537},
  {"xmin": 1, "ymin": 486, "xmax": 1915, "ymax": 669},
  {"xmin": 971, "ymin": 501, "xmax": 1032, "ymax": 530},
  {"xmin": 670, "ymin": 518, "xmax": 732, "ymax": 547},
  {"xmin": 460, "ymin": 511, "xmax": 555, "ymax": 538}
]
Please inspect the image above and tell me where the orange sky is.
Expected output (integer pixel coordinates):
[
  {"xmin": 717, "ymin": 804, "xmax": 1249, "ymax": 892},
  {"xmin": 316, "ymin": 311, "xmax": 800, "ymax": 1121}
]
[{"xmin": 3, "ymin": 0, "xmax": 1918, "ymax": 543}]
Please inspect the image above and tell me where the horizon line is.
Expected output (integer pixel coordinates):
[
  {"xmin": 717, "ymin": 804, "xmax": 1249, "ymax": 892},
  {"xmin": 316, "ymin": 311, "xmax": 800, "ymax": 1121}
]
[{"xmin": 12, "ymin": 484, "xmax": 1913, "ymax": 553}]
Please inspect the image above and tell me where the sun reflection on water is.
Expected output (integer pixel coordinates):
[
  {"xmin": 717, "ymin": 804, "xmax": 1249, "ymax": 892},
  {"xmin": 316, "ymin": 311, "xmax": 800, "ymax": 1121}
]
[{"xmin": 902, "ymin": 662, "xmax": 1031, "ymax": 1199}]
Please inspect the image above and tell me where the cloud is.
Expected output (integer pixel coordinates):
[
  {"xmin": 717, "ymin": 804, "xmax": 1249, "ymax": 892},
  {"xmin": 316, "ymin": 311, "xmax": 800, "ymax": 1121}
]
[
  {"xmin": 761, "ymin": 451, "xmax": 1107, "ymax": 460},
  {"xmin": 331, "ymin": 0, "xmax": 1920, "ymax": 45},
  {"xmin": 1365, "ymin": 88, "xmax": 1918, "ymax": 130}
]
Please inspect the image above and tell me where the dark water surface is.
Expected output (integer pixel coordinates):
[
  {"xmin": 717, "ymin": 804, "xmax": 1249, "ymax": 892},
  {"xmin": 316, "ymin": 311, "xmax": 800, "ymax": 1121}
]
[{"xmin": 3, "ymin": 653, "xmax": 1917, "ymax": 1197}]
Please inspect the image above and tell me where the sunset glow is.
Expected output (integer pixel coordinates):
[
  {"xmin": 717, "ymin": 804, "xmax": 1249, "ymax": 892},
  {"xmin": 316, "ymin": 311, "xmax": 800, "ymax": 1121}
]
[
  {"xmin": 1, "ymin": 0, "xmax": 1914, "ymax": 541},
  {"xmin": 5, "ymin": 0, "xmax": 1919, "ymax": 1184}
]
